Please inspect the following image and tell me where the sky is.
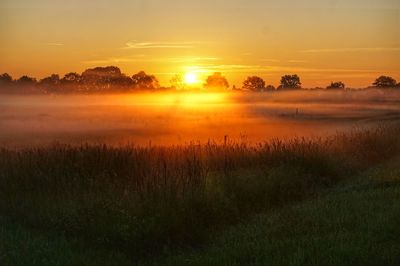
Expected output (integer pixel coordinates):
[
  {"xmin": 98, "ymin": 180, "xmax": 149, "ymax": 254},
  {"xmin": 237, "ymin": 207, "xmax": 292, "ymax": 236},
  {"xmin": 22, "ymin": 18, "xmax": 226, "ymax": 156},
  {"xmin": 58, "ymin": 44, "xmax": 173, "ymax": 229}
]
[{"xmin": 1, "ymin": 0, "xmax": 399, "ymax": 88}]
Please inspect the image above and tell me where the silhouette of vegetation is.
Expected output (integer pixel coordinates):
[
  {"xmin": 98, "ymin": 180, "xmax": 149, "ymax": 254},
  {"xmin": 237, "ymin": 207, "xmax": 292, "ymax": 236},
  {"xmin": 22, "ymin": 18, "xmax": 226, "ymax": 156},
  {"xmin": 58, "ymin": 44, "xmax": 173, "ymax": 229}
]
[
  {"xmin": 170, "ymin": 74, "xmax": 185, "ymax": 90},
  {"xmin": 279, "ymin": 74, "xmax": 301, "ymax": 89},
  {"xmin": 1, "ymin": 126, "xmax": 400, "ymax": 262},
  {"xmin": 61, "ymin": 72, "xmax": 81, "ymax": 84},
  {"xmin": 204, "ymin": 72, "xmax": 229, "ymax": 90},
  {"xmin": 373, "ymin": 76, "xmax": 397, "ymax": 88},
  {"xmin": 39, "ymin": 74, "xmax": 61, "ymax": 92},
  {"xmin": 80, "ymin": 66, "xmax": 133, "ymax": 92},
  {"xmin": 265, "ymin": 85, "xmax": 276, "ymax": 91},
  {"xmin": 242, "ymin": 76, "xmax": 266, "ymax": 91},
  {"xmin": 0, "ymin": 73, "xmax": 13, "ymax": 86},
  {"xmin": 327, "ymin": 81, "xmax": 345, "ymax": 90},
  {"xmin": 1, "ymin": 66, "xmax": 399, "ymax": 94},
  {"xmin": 16, "ymin": 75, "xmax": 37, "ymax": 86},
  {"xmin": 131, "ymin": 71, "xmax": 159, "ymax": 90}
]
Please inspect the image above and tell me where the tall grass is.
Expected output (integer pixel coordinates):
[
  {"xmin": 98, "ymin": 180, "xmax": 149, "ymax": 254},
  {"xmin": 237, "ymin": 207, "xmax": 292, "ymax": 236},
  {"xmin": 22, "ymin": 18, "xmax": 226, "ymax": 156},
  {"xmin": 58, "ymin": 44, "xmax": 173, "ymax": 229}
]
[{"xmin": 0, "ymin": 125, "xmax": 399, "ymax": 259}]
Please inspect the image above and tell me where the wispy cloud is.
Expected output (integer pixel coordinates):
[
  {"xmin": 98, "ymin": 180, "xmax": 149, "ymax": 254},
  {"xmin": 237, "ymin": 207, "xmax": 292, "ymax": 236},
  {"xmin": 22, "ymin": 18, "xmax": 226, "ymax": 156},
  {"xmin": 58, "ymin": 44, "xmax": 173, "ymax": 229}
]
[
  {"xmin": 82, "ymin": 56, "xmax": 219, "ymax": 65},
  {"xmin": 287, "ymin": 60, "xmax": 308, "ymax": 63},
  {"xmin": 43, "ymin": 43, "xmax": 64, "ymax": 46},
  {"xmin": 190, "ymin": 63, "xmax": 382, "ymax": 74},
  {"xmin": 124, "ymin": 41, "xmax": 196, "ymax": 49},
  {"xmin": 301, "ymin": 47, "xmax": 400, "ymax": 53},
  {"xmin": 188, "ymin": 64, "xmax": 268, "ymax": 73},
  {"xmin": 265, "ymin": 65, "xmax": 380, "ymax": 73},
  {"xmin": 168, "ymin": 57, "xmax": 220, "ymax": 63},
  {"xmin": 82, "ymin": 54, "xmax": 151, "ymax": 64},
  {"xmin": 260, "ymin": 59, "xmax": 280, "ymax": 63}
]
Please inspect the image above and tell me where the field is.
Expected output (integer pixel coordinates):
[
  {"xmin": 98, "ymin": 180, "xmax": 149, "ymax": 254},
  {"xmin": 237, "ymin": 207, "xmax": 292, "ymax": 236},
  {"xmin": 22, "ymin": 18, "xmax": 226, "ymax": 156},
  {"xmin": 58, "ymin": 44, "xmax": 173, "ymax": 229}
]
[
  {"xmin": 1, "ymin": 90, "xmax": 400, "ymax": 265},
  {"xmin": 1, "ymin": 90, "xmax": 400, "ymax": 147}
]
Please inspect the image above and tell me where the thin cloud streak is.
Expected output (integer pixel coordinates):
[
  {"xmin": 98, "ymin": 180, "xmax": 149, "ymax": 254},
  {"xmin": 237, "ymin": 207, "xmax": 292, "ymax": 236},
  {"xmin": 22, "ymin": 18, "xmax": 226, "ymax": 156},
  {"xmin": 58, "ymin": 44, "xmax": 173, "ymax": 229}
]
[
  {"xmin": 43, "ymin": 43, "xmax": 64, "ymax": 46},
  {"xmin": 123, "ymin": 41, "xmax": 196, "ymax": 49},
  {"xmin": 188, "ymin": 64, "xmax": 385, "ymax": 74},
  {"xmin": 260, "ymin": 59, "xmax": 281, "ymax": 63},
  {"xmin": 168, "ymin": 57, "xmax": 220, "ymax": 63},
  {"xmin": 82, "ymin": 56, "xmax": 219, "ymax": 65},
  {"xmin": 301, "ymin": 47, "xmax": 400, "ymax": 53},
  {"xmin": 288, "ymin": 60, "xmax": 308, "ymax": 63}
]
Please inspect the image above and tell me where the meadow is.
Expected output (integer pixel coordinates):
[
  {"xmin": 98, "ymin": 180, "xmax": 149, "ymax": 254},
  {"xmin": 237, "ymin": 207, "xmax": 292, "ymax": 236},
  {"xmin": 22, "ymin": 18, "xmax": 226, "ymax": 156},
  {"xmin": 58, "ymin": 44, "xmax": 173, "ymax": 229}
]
[
  {"xmin": 1, "ymin": 90, "xmax": 400, "ymax": 265},
  {"xmin": 1, "ymin": 89, "xmax": 400, "ymax": 147}
]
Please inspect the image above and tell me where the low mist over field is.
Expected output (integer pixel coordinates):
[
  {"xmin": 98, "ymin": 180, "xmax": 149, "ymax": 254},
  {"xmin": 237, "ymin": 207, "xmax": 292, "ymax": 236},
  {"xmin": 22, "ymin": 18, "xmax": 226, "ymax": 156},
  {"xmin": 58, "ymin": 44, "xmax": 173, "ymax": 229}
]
[
  {"xmin": 1, "ymin": 0, "xmax": 400, "ymax": 263},
  {"xmin": 1, "ymin": 89, "xmax": 400, "ymax": 147}
]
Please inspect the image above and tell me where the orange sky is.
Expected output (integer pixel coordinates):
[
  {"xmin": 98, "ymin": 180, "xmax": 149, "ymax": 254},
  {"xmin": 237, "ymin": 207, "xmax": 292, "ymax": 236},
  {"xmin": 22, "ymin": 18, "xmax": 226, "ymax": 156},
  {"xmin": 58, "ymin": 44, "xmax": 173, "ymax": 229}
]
[{"xmin": 1, "ymin": 0, "xmax": 399, "ymax": 88}]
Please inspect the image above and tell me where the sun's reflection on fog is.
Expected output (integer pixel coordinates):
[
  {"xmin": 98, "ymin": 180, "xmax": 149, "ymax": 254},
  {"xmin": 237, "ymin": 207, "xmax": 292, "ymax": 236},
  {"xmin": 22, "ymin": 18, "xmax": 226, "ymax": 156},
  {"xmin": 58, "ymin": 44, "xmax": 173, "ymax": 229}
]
[
  {"xmin": 121, "ymin": 92, "xmax": 228, "ymax": 108},
  {"xmin": 2, "ymin": 90, "xmax": 400, "ymax": 147},
  {"xmin": 157, "ymin": 93, "xmax": 227, "ymax": 107}
]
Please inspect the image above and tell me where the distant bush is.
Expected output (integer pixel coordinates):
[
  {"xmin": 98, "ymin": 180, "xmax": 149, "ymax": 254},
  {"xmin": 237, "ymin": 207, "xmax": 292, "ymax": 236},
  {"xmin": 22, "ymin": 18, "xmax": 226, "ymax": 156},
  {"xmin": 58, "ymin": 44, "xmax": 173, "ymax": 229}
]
[
  {"xmin": 242, "ymin": 76, "xmax": 266, "ymax": 91},
  {"xmin": 279, "ymin": 74, "xmax": 301, "ymax": 89},
  {"xmin": 327, "ymin": 81, "xmax": 345, "ymax": 90},
  {"xmin": 373, "ymin": 76, "xmax": 397, "ymax": 88},
  {"xmin": 204, "ymin": 72, "xmax": 229, "ymax": 90}
]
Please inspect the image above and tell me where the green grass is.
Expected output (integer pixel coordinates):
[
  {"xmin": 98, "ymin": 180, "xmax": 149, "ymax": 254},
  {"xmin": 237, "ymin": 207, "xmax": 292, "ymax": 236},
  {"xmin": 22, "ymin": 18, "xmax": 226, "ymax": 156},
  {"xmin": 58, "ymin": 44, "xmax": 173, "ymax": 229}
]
[
  {"xmin": 1, "ymin": 125, "xmax": 400, "ymax": 264},
  {"xmin": 0, "ymin": 217, "xmax": 131, "ymax": 266},
  {"xmin": 151, "ymin": 157, "xmax": 400, "ymax": 266},
  {"xmin": 2, "ymin": 156, "xmax": 399, "ymax": 265}
]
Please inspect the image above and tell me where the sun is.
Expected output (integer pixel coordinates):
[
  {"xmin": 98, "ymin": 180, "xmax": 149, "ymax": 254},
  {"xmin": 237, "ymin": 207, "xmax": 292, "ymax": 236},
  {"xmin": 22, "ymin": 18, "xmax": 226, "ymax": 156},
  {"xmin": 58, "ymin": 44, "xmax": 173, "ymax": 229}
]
[{"xmin": 184, "ymin": 73, "xmax": 198, "ymax": 85}]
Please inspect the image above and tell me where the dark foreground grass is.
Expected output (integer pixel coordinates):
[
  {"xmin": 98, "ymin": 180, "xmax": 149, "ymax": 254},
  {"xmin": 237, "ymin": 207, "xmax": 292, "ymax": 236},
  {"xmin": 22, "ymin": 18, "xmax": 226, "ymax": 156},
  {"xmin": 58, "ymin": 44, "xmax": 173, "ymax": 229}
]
[
  {"xmin": 151, "ymin": 157, "xmax": 400, "ymax": 266},
  {"xmin": 2, "ymin": 154, "xmax": 400, "ymax": 266},
  {"xmin": 1, "ymin": 125, "xmax": 400, "ymax": 264}
]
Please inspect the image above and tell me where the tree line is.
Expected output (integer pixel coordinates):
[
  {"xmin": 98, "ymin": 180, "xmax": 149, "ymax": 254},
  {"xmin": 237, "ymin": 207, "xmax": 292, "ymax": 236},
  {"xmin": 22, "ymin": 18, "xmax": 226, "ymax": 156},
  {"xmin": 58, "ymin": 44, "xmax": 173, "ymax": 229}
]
[{"xmin": 0, "ymin": 66, "xmax": 399, "ymax": 94}]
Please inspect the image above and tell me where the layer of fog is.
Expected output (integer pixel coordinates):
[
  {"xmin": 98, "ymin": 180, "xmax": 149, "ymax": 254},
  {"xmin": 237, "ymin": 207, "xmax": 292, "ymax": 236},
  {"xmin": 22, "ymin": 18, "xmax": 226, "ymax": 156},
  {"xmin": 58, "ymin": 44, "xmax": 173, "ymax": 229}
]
[{"xmin": 1, "ymin": 89, "xmax": 400, "ymax": 147}]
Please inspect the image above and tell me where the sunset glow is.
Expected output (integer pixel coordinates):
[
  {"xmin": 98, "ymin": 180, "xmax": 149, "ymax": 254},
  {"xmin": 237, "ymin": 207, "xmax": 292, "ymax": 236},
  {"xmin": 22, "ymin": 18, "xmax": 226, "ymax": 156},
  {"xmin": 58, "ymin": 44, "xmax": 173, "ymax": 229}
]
[
  {"xmin": 184, "ymin": 73, "xmax": 198, "ymax": 85},
  {"xmin": 1, "ymin": 1, "xmax": 400, "ymax": 263},
  {"xmin": 1, "ymin": 0, "xmax": 399, "ymax": 88}
]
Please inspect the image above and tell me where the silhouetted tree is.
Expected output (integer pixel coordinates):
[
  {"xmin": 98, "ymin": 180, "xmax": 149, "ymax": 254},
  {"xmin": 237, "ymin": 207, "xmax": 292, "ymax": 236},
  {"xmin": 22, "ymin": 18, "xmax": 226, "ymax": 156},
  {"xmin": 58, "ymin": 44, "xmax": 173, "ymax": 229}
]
[
  {"xmin": 16, "ymin": 75, "xmax": 37, "ymax": 86},
  {"xmin": 82, "ymin": 66, "xmax": 122, "ymax": 77},
  {"xmin": 265, "ymin": 85, "xmax": 276, "ymax": 91},
  {"xmin": 131, "ymin": 71, "xmax": 159, "ymax": 90},
  {"xmin": 0, "ymin": 73, "xmax": 13, "ymax": 92},
  {"xmin": 40, "ymin": 74, "xmax": 60, "ymax": 86},
  {"xmin": 81, "ymin": 66, "xmax": 132, "ymax": 91},
  {"xmin": 242, "ymin": 76, "xmax": 266, "ymax": 91},
  {"xmin": 279, "ymin": 74, "xmax": 301, "ymax": 89},
  {"xmin": 170, "ymin": 74, "xmax": 185, "ymax": 90},
  {"xmin": 0, "ymin": 73, "xmax": 13, "ymax": 87},
  {"xmin": 373, "ymin": 76, "xmax": 397, "ymax": 88},
  {"xmin": 327, "ymin": 81, "xmax": 345, "ymax": 90},
  {"xmin": 61, "ymin": 72, "xmax": 82, "ymax": 84},
  {"xmin": 39, "ymin": 74, "xmax": 61, "ymax": 93},
  {"xmin": 204, "ymin": 72, "xmax": 229, "ymax": 90}
]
